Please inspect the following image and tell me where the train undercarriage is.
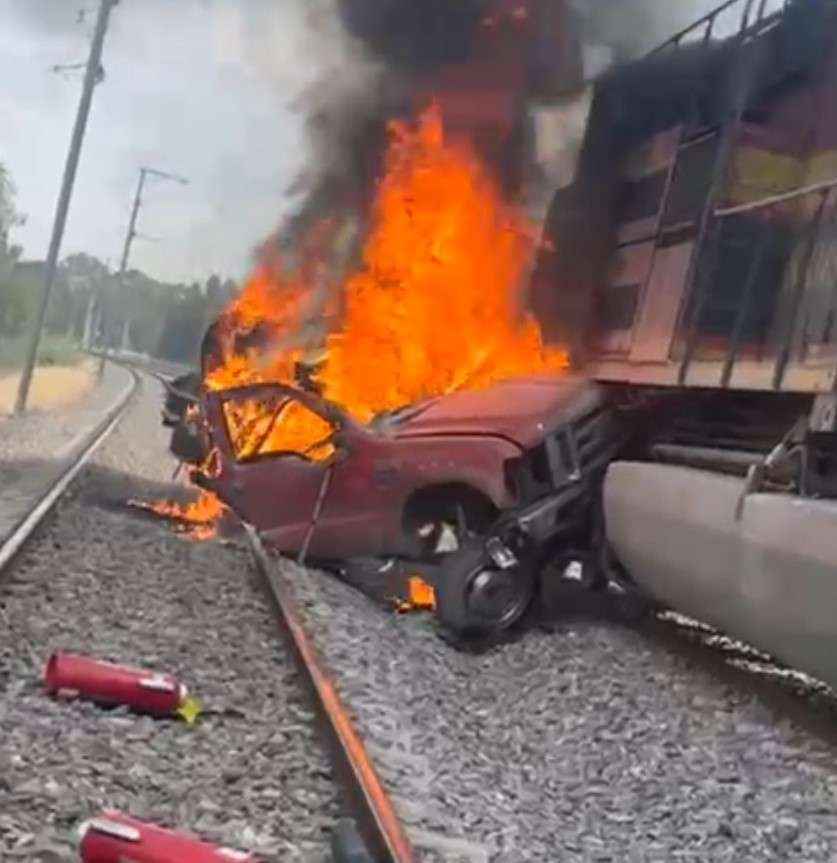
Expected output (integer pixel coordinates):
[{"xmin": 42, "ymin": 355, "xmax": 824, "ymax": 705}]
[
  {"xmin": 525, "ymin": 0, "xmax": 837, "ymax": 687},
  {"xmin": 600, "ymin": 386, "xmax": 837, "ymax": 688}
]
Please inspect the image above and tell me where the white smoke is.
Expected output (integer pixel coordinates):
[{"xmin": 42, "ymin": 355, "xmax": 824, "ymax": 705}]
[
  {"xmin": 529, "ymin": 0, "xmax": 788, "ymax": 203},
  {"xmin": 572, "ymin": 0, "xmax": 789, "ymax": 60}
]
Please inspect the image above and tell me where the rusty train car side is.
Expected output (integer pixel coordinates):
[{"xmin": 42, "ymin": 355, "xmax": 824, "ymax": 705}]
[{"xmin": 534, "ymin": 0, "xmax": 837, "ymax": 688}]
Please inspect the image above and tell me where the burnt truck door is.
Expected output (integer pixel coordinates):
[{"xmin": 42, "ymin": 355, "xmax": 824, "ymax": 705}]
[
  {"xmin": 204, "ymin": 384, "xmax": 342, "ymax": 554},
  {"xmin": 204, "ymin": 384, "xmax": 392, "ymax": 560}
]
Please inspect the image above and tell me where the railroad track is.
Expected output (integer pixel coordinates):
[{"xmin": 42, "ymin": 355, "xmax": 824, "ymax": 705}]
[
  {"xmin": 0, "ymin": 370, "xmax": 414, "ymax": 862},
  {"xmin": 4, "ymin": 369, "xmax": 837, "ymax": 861},
  {"xmin": 246, "ymin": 526, "xmax": 413, "ymax": 863},
  {"xmin": 0, "ymin": 366, "xmax": 137, "ymax": 576}
]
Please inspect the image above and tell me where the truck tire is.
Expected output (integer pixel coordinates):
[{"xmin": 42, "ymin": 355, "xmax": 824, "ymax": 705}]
[{"xmin": 435, "ymin": 538, "xmax": 536, "ymax": 638}]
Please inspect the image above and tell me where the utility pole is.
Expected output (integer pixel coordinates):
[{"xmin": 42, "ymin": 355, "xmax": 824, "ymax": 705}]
[
  {"xmin": 117, "ymin": 167, "xmax": 189, "ymax": 279},
  {"xmin": 108, "ymin": 166, "xmax": 188, "ymax": 354},
  {"xmin": 15, "ymin": 0, "xmax": 119, "ymax": 415}
]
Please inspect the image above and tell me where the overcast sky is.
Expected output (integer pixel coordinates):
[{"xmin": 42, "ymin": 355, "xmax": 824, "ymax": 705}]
[
  {"xmin": 1, "ymin": 0, "xmax": 785, "ymax": 285},
  {"xmin": 0, "ymin": 0, "xmax": 335, "ymax": 284}
]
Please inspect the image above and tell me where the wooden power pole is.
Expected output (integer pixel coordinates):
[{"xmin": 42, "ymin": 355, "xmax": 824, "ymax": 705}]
[{"xmin": 15, "ymin": 0, "xmax": 119, "ymax": 414}]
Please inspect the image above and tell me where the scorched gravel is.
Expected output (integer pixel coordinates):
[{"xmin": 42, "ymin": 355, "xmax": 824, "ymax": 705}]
[
  {"xmin": 280, "ymin": 560, "xmax": 837, "ymax": 862},
  {"xmin": 0, "ymin": 375, "xmax": 341, "ymax": 862}
]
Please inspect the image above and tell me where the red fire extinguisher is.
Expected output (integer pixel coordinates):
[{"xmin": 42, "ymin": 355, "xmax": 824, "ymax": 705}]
[
  {"xmin": 78, "ymin": 811, "xmax": 258, "ymax": 862},
  {"xmin": 43, "ymin": 652, "xmax": 199, "ymax": 721}
]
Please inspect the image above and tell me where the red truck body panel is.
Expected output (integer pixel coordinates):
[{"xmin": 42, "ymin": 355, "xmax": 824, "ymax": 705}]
[{"xmin": 203, "ymin": 376, "xmax": 581, "ymax": 559}]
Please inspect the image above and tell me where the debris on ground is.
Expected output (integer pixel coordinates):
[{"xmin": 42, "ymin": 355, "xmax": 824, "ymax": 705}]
[{"xmin": 43, "ymin": 652, "xmax": 201, "ymax": 723}]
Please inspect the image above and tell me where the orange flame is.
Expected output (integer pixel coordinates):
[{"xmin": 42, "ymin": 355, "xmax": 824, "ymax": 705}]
[
  {"xmin": 158, "ymin": 104, "xmax": 567, "ymax": 539},
  {"xmin": 145, "ymin": 445, "xmax": 226, "ymax": 539},
  {"xmin": 150, "ymin": 492, "xmax": 224, "ymax": 540},
  {"xmin": 319, "ymin": 105, "xmax": 566, "ymax": 420},
  {"xmin": 396, "ymin": 576, "xmax": 437, "ymax": 613},
  {"xmin": 206, "ymin": 264, "xmax": 309, "ymax": 391},
  {"xmin": 209, "ymin": 104, "xmax": 566, "ymax": 442}
]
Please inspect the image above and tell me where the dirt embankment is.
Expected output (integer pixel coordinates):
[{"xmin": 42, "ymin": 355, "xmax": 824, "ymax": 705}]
[{"xmin": 0, "ymin": 360, "xmax": 97, "ymax": 415}]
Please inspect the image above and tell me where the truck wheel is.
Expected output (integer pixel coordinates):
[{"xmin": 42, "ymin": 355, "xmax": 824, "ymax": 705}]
[{"xmin": 435, "ymin": 538, "xmax": 536, "ymax": 638}]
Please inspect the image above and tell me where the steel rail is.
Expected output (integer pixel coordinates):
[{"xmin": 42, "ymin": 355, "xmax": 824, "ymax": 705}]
[
  {"xmin": 0, "ymin": 365, "xmax": 138, "ymax": 576},
  {"xmin": 244, "ymin": 524, "xmax": 415, "ymax": 863},
  {"xmin": 0, "ymin": 369, "xmax": 139, "ymax": 576},
  {"xmin": 1, "ymin": 365, "xmax": 407, "ymax": 861}
]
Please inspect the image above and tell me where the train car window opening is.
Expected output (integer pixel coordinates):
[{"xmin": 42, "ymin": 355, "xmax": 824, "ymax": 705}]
[{"xmin": 663, "ymin": 134, "xmax": 720, "ymax": 227}]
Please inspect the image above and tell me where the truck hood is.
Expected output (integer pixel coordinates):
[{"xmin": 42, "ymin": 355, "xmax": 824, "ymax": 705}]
[{"xmin": 390, "ymin": 375, "xmax": 589, "ymax": 450}]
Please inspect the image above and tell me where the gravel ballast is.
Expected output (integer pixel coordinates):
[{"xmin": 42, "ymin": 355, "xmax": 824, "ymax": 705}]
[
  {"xmin": 280, "ymin": 561, "xmax": 837, "ymax": 862},
  {"xmin": 5, "ymin": 370, "xmax": 837, "ymax": 862},
  {"xmin": 0, "ymin": 376, "xmax": 341, "ymax": 862},
  {"xmin": 0, "ymin": 362, "xmax": 134, "ymax": 550}
]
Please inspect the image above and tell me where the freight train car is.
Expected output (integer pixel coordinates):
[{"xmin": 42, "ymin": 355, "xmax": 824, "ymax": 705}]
[{"xmin": 531, "ymin": 0, "xmax": 837, "ymax": 687}]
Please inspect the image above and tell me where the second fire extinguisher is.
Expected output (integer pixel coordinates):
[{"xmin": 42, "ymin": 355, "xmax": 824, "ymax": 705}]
[{"xmin": 78, "ymin": 810, "xmax": 258, "ymax": 862}]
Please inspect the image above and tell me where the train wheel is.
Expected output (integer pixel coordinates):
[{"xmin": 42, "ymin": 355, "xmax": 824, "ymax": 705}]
[{"xmin": 598, "ymin": 543, "xmax": 654, "ymax": 623}]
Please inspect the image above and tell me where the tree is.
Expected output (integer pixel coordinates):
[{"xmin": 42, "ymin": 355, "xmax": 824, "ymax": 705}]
[
  {"xmin": 0, "ymin": 164, "xmax": 28, "ymax": 338},
  {"xmin": 204, "ymin": 273, "xmax": 236, "ymax": 328},
  {"xmin": 205, "ymin": 274, "xmax": 223, "ymax": 303},
  {"xmin": 222, "ymin": 277, "xmax": 239, "ymax": 300},
  {"xmin": 60, "ymin": 253, "xmax": 111, "ymax": 340},
  {"xmin": 63, "ymin": 252, "xmax": 110, "ymax": 286},
  {"xmin": 156, "ymin": 282, "xmax": 209, "ymax": 364},
  {"xmin": 0, "ymin": 164, "xmax": 23, "ymax": 245},
  {"xmin": 94, "ymin": 267, "xmax": 239, "ymax": 363}
]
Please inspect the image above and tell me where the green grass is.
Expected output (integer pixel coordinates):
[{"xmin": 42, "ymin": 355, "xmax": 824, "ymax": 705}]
[{"xmin": 0, "ymin": 334, "xmax": 84, "ymax": 372}]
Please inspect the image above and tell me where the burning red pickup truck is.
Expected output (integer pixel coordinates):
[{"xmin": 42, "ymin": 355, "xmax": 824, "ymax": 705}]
[{"xmin": 168, "ymin": 374, "xmax": 626, "ymax": 636}]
